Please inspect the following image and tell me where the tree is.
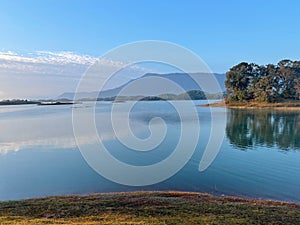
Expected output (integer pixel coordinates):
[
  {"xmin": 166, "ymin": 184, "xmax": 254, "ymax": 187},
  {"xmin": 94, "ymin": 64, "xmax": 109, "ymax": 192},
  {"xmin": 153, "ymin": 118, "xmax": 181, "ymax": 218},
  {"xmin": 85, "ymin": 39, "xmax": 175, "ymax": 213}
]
[
  {"xmin": 278, "ymin": 60, "xmax": 297, "ymax": 99},
  {"xmin": 225, "ymin": 62, "xmax": 260, "ymax": 102},
  {"xmin": 251, "ymin": 64, "xmax": 281, "ymax": 102},
  {"xmin": 225, "ymin": 59, "xmax": 300, "ymax": 102}
]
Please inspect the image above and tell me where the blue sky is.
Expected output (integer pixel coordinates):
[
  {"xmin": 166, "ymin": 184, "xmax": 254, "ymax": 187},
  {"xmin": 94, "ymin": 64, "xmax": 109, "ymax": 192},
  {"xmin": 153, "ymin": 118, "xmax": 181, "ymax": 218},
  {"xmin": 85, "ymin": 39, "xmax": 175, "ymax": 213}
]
[{"xmin": 0, "ymin": 0, "xmax": 299, "ymax": 98}]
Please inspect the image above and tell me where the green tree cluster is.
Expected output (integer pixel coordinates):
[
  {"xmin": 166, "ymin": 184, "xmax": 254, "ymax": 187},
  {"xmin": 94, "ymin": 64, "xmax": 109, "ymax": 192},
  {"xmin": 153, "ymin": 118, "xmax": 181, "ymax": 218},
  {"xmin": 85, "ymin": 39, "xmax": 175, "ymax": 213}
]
[{"xmin": 225, "ymin": 60, "xmax": 300, "ymax": 102}]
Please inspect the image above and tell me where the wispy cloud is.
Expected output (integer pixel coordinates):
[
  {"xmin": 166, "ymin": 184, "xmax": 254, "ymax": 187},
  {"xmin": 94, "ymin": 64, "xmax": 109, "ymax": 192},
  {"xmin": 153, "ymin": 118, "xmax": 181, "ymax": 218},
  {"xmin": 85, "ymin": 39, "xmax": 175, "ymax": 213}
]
[
  {"xmin": 0, "ymin": 50, "xmax": 96, "ymax": 76},
  {"xmin": 0, "ymin": 50, "xmax": 153, "ymax": 99},
  {"xmin": 0, "ymin": 50, "xmax": 96, "ymax": 65},
  {"xmin": 0, "ymin": 50, "xmax": 149, "ymax": 76}
]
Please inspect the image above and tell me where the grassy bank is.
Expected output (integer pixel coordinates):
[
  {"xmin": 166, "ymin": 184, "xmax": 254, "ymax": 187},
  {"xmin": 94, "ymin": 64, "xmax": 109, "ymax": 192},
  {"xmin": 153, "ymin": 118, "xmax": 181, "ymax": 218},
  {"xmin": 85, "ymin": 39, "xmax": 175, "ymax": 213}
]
[
  {"xmin": 202, "ymin": 100, "xmax": 300, "ymax": 110},
  {"xmin": 0, "ymin": 191, "xmax": 299, "ymax": 224}
]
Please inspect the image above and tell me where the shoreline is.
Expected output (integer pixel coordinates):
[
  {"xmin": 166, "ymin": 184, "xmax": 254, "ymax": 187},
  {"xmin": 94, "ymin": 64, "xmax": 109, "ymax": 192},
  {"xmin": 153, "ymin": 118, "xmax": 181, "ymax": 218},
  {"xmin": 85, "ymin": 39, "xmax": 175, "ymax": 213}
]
[
  {"xmin": 2, "ymin": 190, "xmax": 299, "ymax": 205},
  {"xmin": 201, "ymin": 100, "xmax": 300, "ymax": 110},
  {"xmin": 0, "ymin": 191, "xmax": 299, "ymax": 224}
]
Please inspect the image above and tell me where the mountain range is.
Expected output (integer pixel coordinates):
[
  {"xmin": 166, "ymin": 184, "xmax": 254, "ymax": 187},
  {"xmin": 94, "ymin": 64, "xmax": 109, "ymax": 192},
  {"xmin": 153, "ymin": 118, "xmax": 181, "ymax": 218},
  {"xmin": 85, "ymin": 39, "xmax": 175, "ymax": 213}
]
[{"xmin": 56, "ymin": 72, "xmax": 226, "ymax": 100}]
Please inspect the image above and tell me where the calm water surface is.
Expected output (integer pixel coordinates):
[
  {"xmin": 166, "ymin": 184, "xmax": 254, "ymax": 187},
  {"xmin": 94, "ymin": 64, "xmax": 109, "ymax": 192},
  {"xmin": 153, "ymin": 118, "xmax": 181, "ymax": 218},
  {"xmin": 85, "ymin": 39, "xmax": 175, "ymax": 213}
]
[{"xmin": 0, "ymin": 101, "xmax": 299, "ymax": 202}]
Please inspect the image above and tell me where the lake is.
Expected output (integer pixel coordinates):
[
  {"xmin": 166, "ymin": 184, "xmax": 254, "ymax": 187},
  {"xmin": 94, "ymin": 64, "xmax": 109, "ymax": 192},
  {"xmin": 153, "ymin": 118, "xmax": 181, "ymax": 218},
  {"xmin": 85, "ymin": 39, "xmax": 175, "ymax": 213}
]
[{"xmin": 0, "ymin": 100, "xmax": 299, "ymax": 203}]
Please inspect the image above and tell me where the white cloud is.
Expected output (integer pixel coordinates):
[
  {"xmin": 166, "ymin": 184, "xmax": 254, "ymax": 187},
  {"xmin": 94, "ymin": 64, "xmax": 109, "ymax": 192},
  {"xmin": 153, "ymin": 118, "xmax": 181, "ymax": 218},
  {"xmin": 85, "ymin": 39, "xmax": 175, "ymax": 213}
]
[
  {"xmin": 0, "ymin": 50, "xmax": 154, "ymax": 99},
  {"xmin": 0, "ymin": 50, "xmax": 97, "ymax": 76},
  {"xmin": 0, "ymin": 50, "xmax": 148, "ymax": 76},
  {"xmin": 0, "ymin": 50, "xmax": 96, "ymax": 65},
  {"xmin": 34, "ymin": 51, "xmax": 97, "ymax": 65}
]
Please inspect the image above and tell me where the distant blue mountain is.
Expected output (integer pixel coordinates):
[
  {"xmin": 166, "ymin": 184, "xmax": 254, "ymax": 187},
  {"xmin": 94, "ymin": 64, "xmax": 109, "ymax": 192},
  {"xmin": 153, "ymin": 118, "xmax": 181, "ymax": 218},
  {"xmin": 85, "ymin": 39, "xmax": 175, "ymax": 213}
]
[{"xmin": 56, "ymin": 72, "xmax": 226, "ymax": 100}]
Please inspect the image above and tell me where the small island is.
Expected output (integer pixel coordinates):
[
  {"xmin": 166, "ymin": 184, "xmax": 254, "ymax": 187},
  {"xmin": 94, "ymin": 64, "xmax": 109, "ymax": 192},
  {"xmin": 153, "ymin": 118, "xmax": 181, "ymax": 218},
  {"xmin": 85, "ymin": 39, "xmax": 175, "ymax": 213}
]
[
  {"xmin": 37, "ymin": 101, "xmax": 75, "ymax": 106},
  {"xmin": 0, "ymin": 99, "xmax": 75, "ymax": 106},
  {"xmin": 203, "ymin": 59, "xmax": 300, "ymax": 109},
  {"xmin": 0, "ymin": 99, "xmax": 39, "ymax": 105}
]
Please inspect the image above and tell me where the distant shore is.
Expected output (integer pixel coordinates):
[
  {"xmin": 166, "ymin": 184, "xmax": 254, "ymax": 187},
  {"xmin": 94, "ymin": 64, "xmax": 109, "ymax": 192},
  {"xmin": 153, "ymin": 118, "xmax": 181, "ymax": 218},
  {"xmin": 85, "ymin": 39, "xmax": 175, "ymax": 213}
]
[
  {"xmin": 0, "ymin": 100, "xmax": 75, "ymax": 106},
  {"xmin": 0, "ymin": 191, "xmax": 299, "ymax": 224},
  {"xmin": 202, "ymin": 100, "xmax": 300, "ymax": 110}
]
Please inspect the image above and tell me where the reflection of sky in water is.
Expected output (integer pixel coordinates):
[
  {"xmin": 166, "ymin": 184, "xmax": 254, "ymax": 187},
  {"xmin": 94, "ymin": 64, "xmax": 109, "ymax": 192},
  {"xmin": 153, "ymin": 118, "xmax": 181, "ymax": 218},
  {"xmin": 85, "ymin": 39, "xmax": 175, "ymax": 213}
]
[
  {"xmin": 0, "ymin": 101, "xmax": 299, "ymax": 203},
  {"xmin": 0, "ymin": 105, "xmax": 77, "ymax": 154},
  {"xmin": 0, "ymin": 101, "xmax": 212, "ymax": 154}
]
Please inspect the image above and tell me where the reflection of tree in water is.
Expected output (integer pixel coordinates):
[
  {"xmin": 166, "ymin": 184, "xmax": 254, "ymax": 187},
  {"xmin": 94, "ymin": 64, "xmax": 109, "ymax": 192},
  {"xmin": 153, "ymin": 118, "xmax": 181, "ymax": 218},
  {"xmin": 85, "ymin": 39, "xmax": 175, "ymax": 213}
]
[{"xmin": 226, "ymin": 109, "xmax": 300, "ymax": 151}]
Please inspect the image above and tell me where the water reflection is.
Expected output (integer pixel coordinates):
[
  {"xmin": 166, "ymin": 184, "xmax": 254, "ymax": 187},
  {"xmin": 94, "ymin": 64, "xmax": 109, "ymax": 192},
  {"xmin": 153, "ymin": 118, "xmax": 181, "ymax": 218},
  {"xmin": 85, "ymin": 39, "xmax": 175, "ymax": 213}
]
[
  {"xmin": 226, "ymin": 109, "xmax": 300, "ymax": 151},
  {"xmin": 0, "ymin": 103, "xmax": 300, "ymax": 202}
]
